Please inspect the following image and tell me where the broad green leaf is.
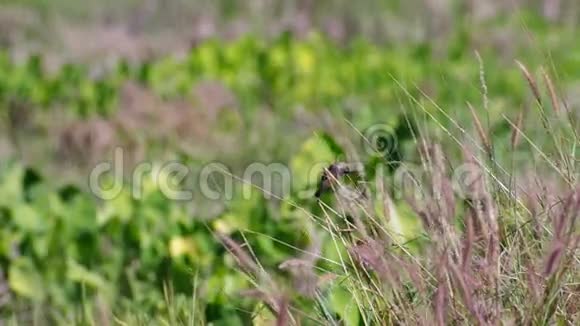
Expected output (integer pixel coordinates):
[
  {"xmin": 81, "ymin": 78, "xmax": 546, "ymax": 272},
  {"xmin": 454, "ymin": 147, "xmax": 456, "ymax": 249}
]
[
  {"xmin": 252, "ymin": 302, "xmax": 277, "ymax": 326},
  {"xmin": 290, "ymin": 133, "xmax": 343, "ymax": 193},
  {"xmin": 67, "ymin": 259, "xmax": 109, "ymax": 292},
  {"xmin": 0, "ymin": 164, "xmax": 24, "ymax": 207},
  {"xmin": 97, "ymin": 190, "xmax": 133, "ymax": 225},
  {"xmin": 8, "ymin": 258, "xmax": 45, "ymax": 301},
  {"xmin": 373, "ymin": 197, "xmax": 423, "ymax": 245},
  {"xmin": 329, "ymin": 284, "xmax": 360, "ymax": 326},
  {"xmin": 11, "ymin": 203, "xmax": 46, "ymax": 232}
]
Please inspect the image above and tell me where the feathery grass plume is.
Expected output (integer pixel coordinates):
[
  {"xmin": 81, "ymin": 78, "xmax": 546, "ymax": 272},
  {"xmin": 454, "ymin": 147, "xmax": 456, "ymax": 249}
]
[
  {"xmin": 461, "ymin": 212, "xmax": 474, "ymax": 272},
  {"xmin": 543, "ymin": 187, "xmax": 579, "ymax": 276},
  {"xmin": 239, "ymin": 288, "xmax": 270, "ymax": 301},
  {"xmin": 525, "ymin": 260, "xmax": 541, "ymax": 303},
  {"xmin": 278, "ymin": 232, "xmax": 322, "ymax": 298},
  {"xmin": 414, "ymin": 141, "xmax": 456, "ymax": 233},
  {"xmin": 401, "ymin": 260, "xmax": 426, "ymax": 295},
  {"xmin": 433, "ymin": 282, "xmax": 448, "ymax": 325},
  {"xmin": 433, "ymin": 250, "xmax": 449, "ymax": 326},
  {"xmin": 467, "ymin": 102, "xmax": 492, "ymax": 157},
  {"xmin": 537, "ymin": 234, "xmax": 580, "ymax": 324},
  {"xmin": 484, "ymin": 229, "xmax": 500, "ymax": 283},
  {"xmin": 541, "ymin": 67, "xmax": 561, "ymax": 115},
  {"xmin": 316, "ymin": 273, "xmax": 338, "ymax": 288},
  {"xmin": 374, "ymin": 162, "xmax": 395, "ymax": 240},
  {"xmin": 279, "ymin": 259, "xmax": 319, "ymax": 297},
  {"xmin": 475, "ymin": 51, "xmax": 489, "ymax": 112},
  {"xmin": 428, "ymin": 142, "xmax": 456, "ymax": 224},
  {"xmin": 449, "ymin": 263, "xmax": 485, "ymax": 325},
  {"xmin": 218, "ymin": 234, "xmax": 259, "ymax": 276},
  {"xmin": 275, "ymin": 296, "xmax": 290, "ymax": 326},
  {"xmin": 402, "ymin": 141, "xmax": 432, "ymax": 229},
  {"xmin": 461, "ymin": 147, "xmax": 493, "ymax": 239},
  {"xmin": 516, "ymin": 63, "xmax": 575, "ymax": 181},
  {"xmin": 219, "ymin": 235, "xmax": 296, "ymax": 322},
  {"xmin": 554, "ymin": 186, "xmax": 580, "ymax": 241},
  {"xmin": 460, "ymin": 146, "xmax": 499, "ymax": 322},
  {"xmin": 515, "ymin": 60, "xmax": 542, "ymax": 106},
  {"xmin": 510, "ymin": 107, "xmax": 525, "ymax": 149},
  {"xmin": 275, "ymin": 230, "xmax": 336, "ymax": 314},
  {"xmin": 406, "ymin": 194, "xmax": 433, "ymax": 230},
  {"xmin": 543, "ymin": 240, "xmax": 564, "ymax": 277},
  {"xmin": 239, "ymin": 289, "xmax": 291, "ymax": 325},
  {"xmin": 348, "ymin": 239, "xmax": 389, "ymax": 279}
]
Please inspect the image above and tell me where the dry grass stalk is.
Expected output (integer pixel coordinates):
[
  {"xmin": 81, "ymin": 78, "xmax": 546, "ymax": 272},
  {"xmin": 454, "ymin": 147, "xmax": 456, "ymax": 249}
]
[
  {"xmin": 449, "ymin": 263, "xmax": 484, "ymax": 325},
  {"xmin": 541, "ymin": 68, "xmax": 561, "ymax": 115},
  {"xmin": 543, "ymin": 187, "xmax": 579, "ymax": 277},
  {"xmin": 414, "ymin": 142, "xmax": 456, "ymax": 232},
  {"xmin": 431, "ymin": 144, "xmax": 456, "ymax": 223},
  {"xmin": 275, "ymin": 296, "xmax": 290, "ymax": 326},
  {"xmin": 218, "ymin": 234, "xmax": 259, "ymax": 276},
  {"xmin": 543, "ymin": 240, "xmax": 564, "ymax": 277},
  {"xmin": 515, "ymin": 60, "xmax": 542, "ymax": 106},
  {"xmin": 525, "ymin": 260, "xmax": 541, "ymax": 303},
  {"xmin": 462, "ymin": 149, "xmax": 497, "ymax": 241},
  {"xmin": 461, "ymin": 213, "xmax": 474, "ymax": 272},
  {"xmin": 510, "ymin": 107, "xmax": 525, "ymax": 149},
  {"xmin": 556, "ymin": 187, "xmax": 580, "ymax": 240},
  {"xmin": 349, "ymin": 239, "xmax": 389, "ymax": 278},
  {"xmin": 467, "ymin": 102, "xmax": 492, "ymax": 156},
  {"xmin": 433, "ymin": 251, "xmax": 449, "ymax": 326},
  {"xmin": 279, "ymin": 259, "xmax": 318, "ymax": 297},
  {"xmin": 475, "ymin": 51, "xmax": 489, "ymax": 111}
]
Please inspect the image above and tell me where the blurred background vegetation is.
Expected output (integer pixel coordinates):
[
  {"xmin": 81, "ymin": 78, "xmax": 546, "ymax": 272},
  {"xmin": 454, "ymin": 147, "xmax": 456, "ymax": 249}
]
[{"xmin": 0, "ymin": 0, "xmax": 578, "ymax": 324}]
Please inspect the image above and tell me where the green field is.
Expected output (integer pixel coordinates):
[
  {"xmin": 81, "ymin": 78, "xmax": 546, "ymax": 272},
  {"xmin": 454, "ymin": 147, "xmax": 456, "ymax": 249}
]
[{"xmin": 0, "ymin": 2, "xmax": 579, "ymax": 325}]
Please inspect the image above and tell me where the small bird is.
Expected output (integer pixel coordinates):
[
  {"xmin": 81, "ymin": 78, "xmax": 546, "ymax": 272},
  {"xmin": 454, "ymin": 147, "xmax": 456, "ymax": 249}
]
[
  {"xmin": 314, "ymin": 162, "xmax": 372, "ymax": 239},
  {"xmin": 314, "ymin": 162, "xmax": 357, "ymax": 198}
]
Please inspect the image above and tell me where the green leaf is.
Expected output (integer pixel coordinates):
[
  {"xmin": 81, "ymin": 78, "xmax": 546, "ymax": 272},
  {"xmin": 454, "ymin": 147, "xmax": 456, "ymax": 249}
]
[
  {"xmin": 8, "ymin": 258, "xmax": 45, "ymax": 301},
  {"xmin": 97, "ymin": 190, "xmax": 133, "ymax": 225},
  {"xmin": 290, "ymin": 133, "xmax": 344, "ymax": 193},
  {"xmin": 329, "ymin": 284, "xmax": 360, "ymax": 326},
  {"xmin": 252, "ymin": 302, "xmax": 277, "ymax": 326},
  {"xmin": 67, "ymin": 259, "xmax": 109, "ymax": 292},
  {"xmin": 373, "ymin": 198, "xmax": 424, "ymax": 245},
  {"xmin": 11, "ymin": 203, "xmax": 47, "ymax": 232},
  {"xmin": 0, "ymin": 164, "xmax": 24, "ymax": 207}
]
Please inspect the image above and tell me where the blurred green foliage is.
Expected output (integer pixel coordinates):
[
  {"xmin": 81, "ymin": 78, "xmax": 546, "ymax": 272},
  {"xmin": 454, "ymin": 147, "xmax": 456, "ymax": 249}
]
[{"xmin": 1, "ymin": 22, "xmax": 577, "ymax": 122}]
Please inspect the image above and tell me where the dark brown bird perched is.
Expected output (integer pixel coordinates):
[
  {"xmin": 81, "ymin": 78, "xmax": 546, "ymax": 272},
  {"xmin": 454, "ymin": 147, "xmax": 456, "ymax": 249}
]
[
  {"xmin": 314, "ymin": 162, "xmax": 364, "ymax": 198},
  {"xmin": 314, "ymin": 162, "xmax": 373, "ymax": 240}
]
